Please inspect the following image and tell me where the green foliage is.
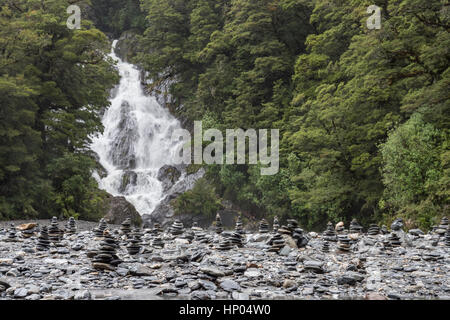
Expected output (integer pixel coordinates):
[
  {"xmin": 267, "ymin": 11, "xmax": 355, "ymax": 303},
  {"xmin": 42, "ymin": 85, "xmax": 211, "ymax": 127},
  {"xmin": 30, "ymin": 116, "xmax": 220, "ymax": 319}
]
[
  {"xmin": 380, "ymin": 113, "xmax": 448, "ymax": 229},
  {"xmin": 0, "ymin": 0, "xmax": 119, "ymax": 220},
  {"xmin": 173, "ymin": 178, "xmax": 222, "ymax": 218},
  {"xmin": 137, "ymin": 0, "xmax": 449, "ymax": 230}
]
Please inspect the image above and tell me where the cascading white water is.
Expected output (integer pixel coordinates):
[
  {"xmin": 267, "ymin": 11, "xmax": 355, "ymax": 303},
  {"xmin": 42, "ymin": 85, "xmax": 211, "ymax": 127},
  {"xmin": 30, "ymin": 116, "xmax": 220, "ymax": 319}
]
[{"xmin": 91, "ymin": 40, "xmax": 183, "ymax": 216}]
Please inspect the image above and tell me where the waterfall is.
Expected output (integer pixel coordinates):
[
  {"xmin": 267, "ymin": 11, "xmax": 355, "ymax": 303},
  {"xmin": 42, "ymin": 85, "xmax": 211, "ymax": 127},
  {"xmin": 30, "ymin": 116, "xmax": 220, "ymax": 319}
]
[{"xmin": 91, "ymin": 40, "xmax": 184, "ymax": 216}]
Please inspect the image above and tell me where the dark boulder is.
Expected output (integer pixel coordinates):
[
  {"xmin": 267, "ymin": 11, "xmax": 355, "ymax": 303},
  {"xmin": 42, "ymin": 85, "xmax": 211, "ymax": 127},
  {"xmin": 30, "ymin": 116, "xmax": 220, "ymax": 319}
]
[
  {"xmin": 157, "ymin": 165, "xmax": 181, "ymax": 193},
  {"xmin": 103, "ymin": 195, "xmax": 142, "ymax": 226}
]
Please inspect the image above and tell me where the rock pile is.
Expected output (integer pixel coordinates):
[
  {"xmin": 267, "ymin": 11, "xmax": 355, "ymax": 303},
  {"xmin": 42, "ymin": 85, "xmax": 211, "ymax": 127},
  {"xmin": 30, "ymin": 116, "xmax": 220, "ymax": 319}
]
[
  {"xmin": 349, "ymin": 219, "xmax": 363, "ymax": 233},
  {"xmin": 216, "ymin": 238, "xmax": 233, "ymax": 251},
  {"xmin": 435, "ymin": 217, "xmax": 449, "ymax": 235},
  {"xmin": 267, "ymin": 232, "xmax": 285, "ymax": 253},
  {"xmin": 389, "ymin": 232, "xmax": 401, "ymax": 247},
  {"xmin": 223, "ymin": 231, "xmax": 244, "ymax": 248},
  {"xmin": 126, "ymin": 228, "xmax": 142, "ymax": 255},
  {"xmin": 151, "ymin": 236, "xmax": 164, "ymax": 249},
  {"xmin": 17, "ymin": 223, "xmax": 36, "ymax": 239},
  {"xmin": 337, "ymin": 235, "xmax": 351, "ymax": 252},
  {"xmin": 92, "ymin": 231, "xmax": 122, "ymax": 270},
  {"xmin": 5, "ymin": 226, "xmax": 17, "ymax": 242},
  {"xmin": 322, "ymin": 241, "xmax": 330, "ymax": 253},
  {"xmin": 323, "ymin": 222, "xmax": 337, "ymax": 241},
  {"xmin": 120, "ymin": 218, "xmax": 132, "ymax": 236},
  {"xmin": 235, "ymin": 216, "xmax": 244, "ymax": 235},
  {"xmin": 273, "ymin": 216, "xmax": 279, "ymax": 232},
  {"xmin": 367, "ymin": 224, "xmax": 380, "ymax": 236},
  {"xmin": 214, "ymin": 213, "xmax": 223, "ymax": 234},
  {"xmin": 169, "ymin": 219, "xmax": 184, "ymax": 236},
  {"xmin": 36, "ymin": 226, "xmax": 50, "ymax": 251},
  {"xmin": 48, "ymin": 217, "xmax": 62, "ymax": 242},
  {"xmin": 259, "ymin": 219, "xmax": 269, "ymax": 233},
  {"xmin": 381, "ymin": 225, "xmax": 389, "ymax": 234},
  {"xmin": 94, "ymin": 218, "xmax": 108, "ymax": 237},
  {"xmin": 391, "ymin": 218, "xmax": 404, "ymax": 231},
  {"xmin": 66, "ymin": 217, "xmax": 76, "ymax": 235},
  {"xmin": 194, "ymin": 231, "xmax": 210, "ymax": 244}
]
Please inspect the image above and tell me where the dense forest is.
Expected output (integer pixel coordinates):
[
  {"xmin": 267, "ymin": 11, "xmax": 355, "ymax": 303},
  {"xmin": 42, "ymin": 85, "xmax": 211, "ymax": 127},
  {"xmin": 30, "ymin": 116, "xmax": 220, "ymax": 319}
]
[{"xmin": 0, "ymin": 0, "xmax": 448, "ymax": 231}]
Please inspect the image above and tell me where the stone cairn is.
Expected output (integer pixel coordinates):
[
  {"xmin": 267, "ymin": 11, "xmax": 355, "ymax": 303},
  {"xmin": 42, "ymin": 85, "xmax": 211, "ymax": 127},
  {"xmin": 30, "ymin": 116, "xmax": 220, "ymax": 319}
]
[
  {"xmin": 169, "ymin": 219, "xmax": 184, "ymax": 236},
  {"xmin": 66, "ymin": 217, "xmax": 76, "ymax": 235},
  {"xmin": 323, "ymin": 222, "xmax": 337, "ymax": 241},
  {"xmin": 445, "ymin": 226, "xmax": 450, "ymax": 247},
  {"xmin": 20, "ymin": 224, "xmax": 36, "ymax": 239},
  {"xmin": 272, "ymin": 216, "xmax": 280, "ymax": 233},
  {"xmin": 391, "ymin": 218, "xmax": 404, "ymax": 231},
  {"xmin": 381, "ymin": 225, "xmax": 389, "ymax": 234},
  {"xmin": 367, "ymin": 224, "xmax": 380, "ymax": 236},
  {"xmin": 36, "ymin": 226, "xmax": 50, "ymax": 251},
  {"xmin": 235, "ymin": 216, "xmax": 244, "ymax": 235},
  {"xmin": 151, "ymin": 235, "xmax": 164, "ymax": 248},
  {"xmin": 267, "ymin": 232, "xmax": 285, "ymax": 253},
  {"xmin": 216, "ymin": 238, "xmax": 233, "ymax": 251},
  {"xmin": 259, "ymin": 219, "xmax": 270, "ymax": 233},
  {"xmin": 5, "ymin": 225, "xmax": 17, "ymax": 242},
  {"xmin": 194, "ymin": 230, "xmax": 210, "ymax": 244},
  {"xmin": 436, "ymin": 217, "xmax": 449, "ymax": 236},
  {"xmin": 389, "ymin": 232, "xmax": 401, "ymax": 247},
  {"xmin": 337, "ymin": 234, "xmax": 351, "ymax": 252},
  {"xmin": 126, "ymin": 228, "xmax": 142, "ymax": 255},
  {"xmin": 120, "ymin": 218, "xmax": 132, "ymax": 236},
  {"xmin": 349, "ymin": 219, "xmax": 363, "ymax": 234},
  {"xmin": 214, "ymin": 213, "xmax": 223, "ymax": 234},
  {"xmin": 48, "ymin": 217, "xmax": 62, "ymax": 243},
  {"xmin": 223, "ymin": 231, "xmax": 244, "ymax": 248},
  {"xmin": 93, "ymin": 218, "xmax": 108, "ymax": 237},
  {"xmin": 92, "ymin": 230, "xmax": 122, "ymax": 270},
  {"xmin": 321, "ymin": 241, "xmax": 330, "ymax": 253},
  {"xmin": 151, "ymin": 223, "xmax": 164, "ymax": 235}
]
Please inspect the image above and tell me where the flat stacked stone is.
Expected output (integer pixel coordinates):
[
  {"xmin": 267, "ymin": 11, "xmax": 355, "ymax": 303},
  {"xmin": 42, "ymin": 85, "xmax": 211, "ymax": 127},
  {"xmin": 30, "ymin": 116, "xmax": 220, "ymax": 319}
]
[
  {"xmin": 93, "ymin": 218, "xmax": 107, "ymax": 237},
  {"xmin": 337, "ymin": 235, "xmax": 351, "ymax": 252},
  {"xmin": 381, "ymin": 225, "xmax": 389, "ymax": 234},
  {"xmin": 389, "ymin": 232, "xmax": 401, "ymax": 247},
  {"xmin": 349, "ymin": 219, "xmax": 363, "ymax": 233},
  {"xmin": 235, "ymin": 216, "xmax": 244, "ymax": 235},
  {"xmin": 259, "ymin": 219, "xmax": 269, "ymax": 233},
  {"xmin": 223, "ymin": 231, "xmax": 244, "ymax": 248},
  {"xmin": 194, "ymin": 231, "xmax": 210, "ymax": 244},
  {"xmin": 287, "ymin": 219, "xmax": 298, "ymax": 231},
  {"xmin": 191, "ymin": 222, "xmax": 202, "ymax": 232},
  {"xmin": 151, "ymin": 236, "xmax": 164, "ymax": 248},
  {"xmin": 436, "ymin": 217, "xmax": 449, "ymax": 236},
  {"xmin": 273, "ymin": 216, "xmax": 280, "ymax": 232},
  {"xmin": 5, "ymin": 226, "xmax": 17, "ymax": 242},
  {"xmin": 92, "ymin": 231, "xmax": 122, "ymax": 270},
  {"xmin": 322, "ymin": 241, "xmax": 330, "ymax": 253},
  {"xmin": 169, "ymin": 219, "xmax": 184, "ymax": 236},
  {"xmin": 182, "ymin": 230, "xmax": 195, "ymax": 242},
  {"xmin": 36, "ymin": 226, "xmax": 50, "ymax": 251},
  {"xmin": 277, "ymin": 225, "xmax": 291, "ymax": 235},
  {"xmin": 216, "ymin": 238, "xmax": 233, "ymax": 251},
  {"xmin": 292, "ymin": 228, "xmax": 308, "ymax": 248},
  {"xmin": 367, "ymin": 224, "xmax": 380, "ymax": 236},
  {"xmin": 214, "ymin": 213, "xmax": 223, "ymax": 234},
  {"xmin": 66, "ymin": 217, "xmax": 76, "ymax": 235},
  {"xmin": 126, "ymin": 228, "xmax": 142, "ymax": 255},
  {"xmin": 19, "ymin": 223, "xmax": 36, "ymax": 239},
  {"xmin": 267, "ymin": 232, "xmax": 285, "ymax": 253},
  {"xmin": 323, "ymin": 222, "xmax": 337, "ymax": 241},
  {"xmin": 120, "ymin": 218, "xmax": 132, "ymax": 236},
  {"xmin": 48, "ymin": 217, "xmax": 62, "ymax": 242},
  {"xmin": 391, "ymin": 218, "xmax": 404, "ymax": 231}
]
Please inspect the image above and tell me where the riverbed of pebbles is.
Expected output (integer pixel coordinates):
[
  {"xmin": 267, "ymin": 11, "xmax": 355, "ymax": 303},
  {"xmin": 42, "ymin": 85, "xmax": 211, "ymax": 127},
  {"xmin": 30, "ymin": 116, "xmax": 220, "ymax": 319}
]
[{"xmin": 0, "ymin": 219, "xmax": 449, "ymax": 300}]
